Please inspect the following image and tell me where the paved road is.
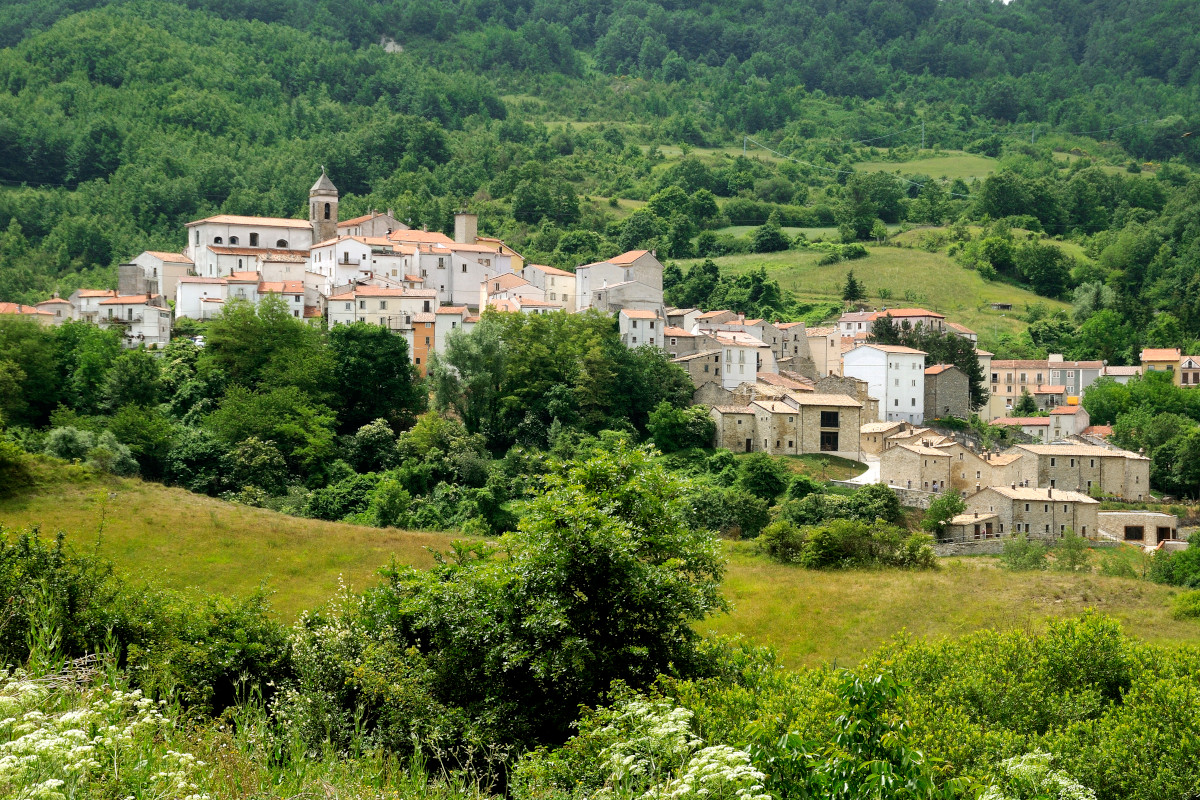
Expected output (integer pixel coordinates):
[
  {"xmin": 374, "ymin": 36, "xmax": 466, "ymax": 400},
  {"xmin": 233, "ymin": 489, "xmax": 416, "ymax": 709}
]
[{"xmin": 847, "ymin": 454, "xmax": 880, "ymax": 485}]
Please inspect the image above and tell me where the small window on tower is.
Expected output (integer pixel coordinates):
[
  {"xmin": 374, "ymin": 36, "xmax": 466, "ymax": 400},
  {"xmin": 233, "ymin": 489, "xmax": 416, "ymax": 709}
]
[{"xmin": 324, "ymin": 203, "xmax": 331, "ymax": 220}]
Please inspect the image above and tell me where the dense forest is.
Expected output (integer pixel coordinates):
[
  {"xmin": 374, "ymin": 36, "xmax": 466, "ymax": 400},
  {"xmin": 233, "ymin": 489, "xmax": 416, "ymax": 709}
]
[{"xmin": 1, "ymin": 0, "xmax": 1200, "ymax": 361}]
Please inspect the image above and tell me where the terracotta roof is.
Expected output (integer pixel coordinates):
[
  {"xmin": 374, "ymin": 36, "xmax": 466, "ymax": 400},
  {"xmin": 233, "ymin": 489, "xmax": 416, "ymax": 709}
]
[
  {"xmin": 993, "ymin": 416, "xmax": 1050, "ymax": 426},
  {"xmin": 982, "ymin": 486, "xmax": 1099, "ymax": 503},
  {"xmin": 776, "ymin": 321, "xmax": 805, "ymax": 329},
  {"xmin": 435, "ymin": 306, "xmax": 470, "ymax": 315},
  {"xmin": 187, "ymin": 214, "xmax": 312, "ymax": 229},
  {"xmin": 710, "ymin": 334, "xmax": 769, "ymax": 348},
  {"xmin": 412, "ymin": 312, "xmax": 436, "ymax": 323},
  {"xmin": 697, "ymin": 310, "xmax": 733, "ymax": 319},
  {"xmin": 76, "ymin": 289, "xmax": 119, "ymax": 298},
  {"xmin": 976, "ymin": 349, "xmax": 994, "ymax": 357},
  {"xmin": 404, "ymin": 274, "xmax": 423, "ymax": 282},
  {"xmin": 756, "ymin": 372, "xmax": 812, "ymax": 391},
  {"xmin": 450, "ymin": 242, "xmax": 504, "ymax": 254},
  {"xmin": 1102, "ymin": 365, "xmax": 1141, "ymax": 376},
  {"xmin": 1081, "ymin": 425, "xmax": 1114, "ymax": 437},
  {"xmin": 484, "ymin": 273, "xmax": 531, "ymax": 292},
  {"xmin": 609, "ymin": 249, "xmax": 651, "ymax": 265},
  {"xmin": 807, "ymin": 326, "xmax": 836, "ymax": 336},
  {"xmin": 303, "ymin": 305, "xmax": 322, "ymax": 318},
  {"xmin": 511, "ymin": 298, "xmax": 562, "ymax": 308},
  {"xmin": 258, "ymin": 281, "xmax": 304, "ymax": 294},
  {"xmin": 663, "ymin": 326, "xmax": 694, "ymax": 337},
  {"xmin": 327, "ymin": 287, "xmax": 437, "ymax": 300},
  {"xmin": 949, "ymin": 512, "xmax": 999, "ymax": 525},
  {"xmin": 36, "ymin": 298, "xmax": 72, "ymax": 305},
  {"xmin": 0, "ymin": 302, "xmax": 53, "ymax": 316},
  {"xmin": 526, "ymin": 263, "xmax": 574, "ymax": 277},
  {"xmin": 201, "ymin": 297, "xmax": 225, "ymax": 303},
  {"xmin": 464, "ymin": 315, "xmax": 481, "ymax": 323},
  {"xmin": 1141, "ymin": 348, "xmax": 1182, "ymax": 361},
  {"xmin": 875, "ymin": 307, "xmax": 944, "ymax": 319},
  {"xmin": 946, "ymin": 321, "xmax": 976, "ymax": 334},
  {"xmin": 387, "ymin": 230, "xmax": 455, "ymax": 245},
  {"xmin": 894, "ymin": 442, "xmax": 953, "ymax": 457},
  {"xmin": 207, "ymin": 245, "xmax": 310, "ymax": 258},
  {"xmin": 925, "ymin": 364, "xmax": 958, "ymax": 375},
  {"xmin": 179, "ymin": 276, "xmax": 227, "ymax": 284},
  {"xmin": 861, "ymin": 422, "xmax": 907, "ymax": 433},
  {"xmin": 1050, "ymin": 405, "xmax": 1085, "ymax": 415},
  {"xmin": 839, "ymin": 311, "xmax": 875, "ymax": 322},
  {"xmin": 227, "ymin": 271, "xmax": 260, "ymax": 282},
  {"xmin": 621, "ymin": 309, "xmax": 662, "ymax": 320},
  {"xmin": 144, "ymin": 251, "xmax": 193, "ymax": 264}
]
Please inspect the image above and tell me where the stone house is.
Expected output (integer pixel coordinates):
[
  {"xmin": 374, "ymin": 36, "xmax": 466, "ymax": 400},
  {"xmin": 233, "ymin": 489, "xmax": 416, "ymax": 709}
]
[
  {"xmin": 1010, "ymin": 443, "xmax": 1151, "ymax": 501},
  {"xmin": 1049, "ymin": 405, "xmax": 1090, "ymax": 439},
  {"xmin": 33, "ymin": 297, "xmax": 74, "ymax": 323},
  {"xmin": 806, "ymin": 326, "xmax": 841, "ymax": 377},
  {"xmin": 958, "ymin": 486, "xmax": 1100, "ymax": 541},
  {"xmin": 710, "ymin": 392, "xmax": 862, "ymax": 458},
  {"xmin": 1097, "ymin": 510, "xmax": 1180, "ymax": 544},
  {"xmin": 665, "ymin": 307, "xmax": 701, "ymax": 331},
  {"xmin": 880, "ymin": 442, "xmax": 951, "ymax": 492},
  {"xmin": 97, "ymin": 294, "xmax": 172, "ymax": 347},
  {"xmin": 121, "ymin": 251, "xmax": 195, "ymax": 300},
  {"xmin": 710, "ymin": 405, "xmax": 758, "ymax": 452},
  {"xmin": 992, "ymin": 416, "xmax": 1051, "ymax": 441},
  {"xmin": 672, "ymin": 350, "xmax": 724, "ymax": 391},
  {"xmin": 860, "ymin": 421, "xmax": 910, "ymax": 456},
  {"xmin": 815, "ymin": 373, "xmax": 878, "ymax": 421},
  {"xmin": 618, "ymin": 308, "xmax": 666, "ymax": 347},
  {"xmin": 924, "ymin": 364, "xmax": 969, "ymax": 420}
]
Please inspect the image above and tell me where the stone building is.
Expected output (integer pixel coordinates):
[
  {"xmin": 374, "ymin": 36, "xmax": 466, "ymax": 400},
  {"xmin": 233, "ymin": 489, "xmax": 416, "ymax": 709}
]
[
  {"xmin": 860, "ymin": 421, "xmax": 910, "ymax": 456},
  {"xmin": 709, "ymin": 393, "xmax": 862, "ymax": 459},
  {"xmin": 923, "ymin": 364, "xmax": 969, "ymax": 420},
  {"xmin": 1097, "ymin": 510, "xmax": 1180, "ymax": 544},
  {"xmin": 956, "ymin": 486, "xmax": 1100, "ymax": 541},
  {"xmin": 1009, "ymin": 444, "xmax": 1151, "ymax": 501}
]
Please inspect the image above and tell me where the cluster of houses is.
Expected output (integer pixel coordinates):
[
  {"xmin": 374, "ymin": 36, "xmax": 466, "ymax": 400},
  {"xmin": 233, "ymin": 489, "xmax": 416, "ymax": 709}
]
[{"xmin": 3, "ymin": 172, "xmax": 1182, "ymax": 544}]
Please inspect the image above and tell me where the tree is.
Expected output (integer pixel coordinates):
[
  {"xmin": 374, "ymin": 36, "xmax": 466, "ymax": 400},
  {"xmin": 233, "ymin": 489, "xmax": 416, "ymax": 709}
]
[
  {"xmin": 102, "ymin": 349, "xmax": 162, "ymax": 411},
  {"xmin": 842, "ymin": 269, "xmax": 866, "ymax": 304},
  {"xmin": 922, "ymin": 490, "xmax": 966, "ymax": 536},
  {"xmin": 1015, "ymin": 241, "xmax": 1072, "ymax": 298},
  {"xmin": 647, "ymin": 402, "xmax": 715, "ymax": 452},
  {"xmin": 203, "ymin": 385, "xmax": 336, "ymax": 475},
  {"xmin": 328, "ymin": 322, "xmax": 424, "ymax": 434},
  {"xmin": 871, "ymin": 219, "xmax": 889, "ymax": 244},
  {"xmin": 229, "ymin": 437, "xmax": 289, "ymax": 495},
  {"xmin": 737, "ymin": 452, "xmax": 790, "ymax": 502},
  {"xmin": 1013, "ymin": 388, "xmax": 1039, "ymax": 416},
  {"xmin": 751, "ymin": 214, "xmax": 790, "ymax": 253}
]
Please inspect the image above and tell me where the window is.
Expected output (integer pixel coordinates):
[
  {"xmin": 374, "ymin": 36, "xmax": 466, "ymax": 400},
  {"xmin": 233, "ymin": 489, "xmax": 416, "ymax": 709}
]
[
  {"xmin": 1050, "ymin": 457, "xmax": 1056, "ymax": 467},
  {"xmin": 894, "ymin": 399, "xmax": 899, "ymax": 406},
  {"xmin": 820, "ymin": 431, "xmax": 839, "ymax": 451},
  {"xmin": 1063, "ymin": 504, "xmax": 1068, "ymax": 512},
  {"xmin": 911, "ymin": 398, "xmax": 916, "ymax": 406},
  {"xmin": 1044, "ymin": 504, "xmax": 1049, "ymax": 512},
  {"xmin": 1090, "ymin": 459, "xmax": 1095, "ymax": 468},
  {"xmin": 194, "ymin": 230, "xmax": 199, "ymax": 245},
  {"xmin": 323, "ymin": 202, "xmax": 331, "ymax": 220},
  {"xmin": 344, "ymin": 302, "xmax": 351, "ymax": 310},
  {"xmin": 358, "ymin": 300, "xmax": 365, "ymax": 309},
  {"xmin": 379, "ymin": 301, "xmax": 387, "ymax": 310},
  {"xmin": 462, "ymin": 264, "xmax": 467, "ymax": 272},
  {"xmin": 250, "ymin": 233, "xmax": 259, "ymax": 247},
  {"xmin": 788, "ymin": 440, "xmax": 793, "ymax": 448},
  {"xmin": 425, "ymin": 337, "xmax": 430, "ymax": 345},
  {"xmin": 229, "ymin": 236, "xmax": 239, "ymax": 245},
  {"xmin": 214, "ymin": 236, "xmax": 223, "ymax": 244},
  {"xmin": 415, "ymin": 357, "xmax": 421, "ymax": 365},
  {"xmin": 438, "ymin": 258, "xmax": 445, "ymax": 269},
  {"xmin": 670, "ymin": 338, "xmax": 677, "ymax": 345},
  {"xmin": 820, "ymin": 411, "xmax": 839, "ymax": 428},
  {"xmin": 1025, "ymin": 503, "xmax": 1030, "ymax": 512}
]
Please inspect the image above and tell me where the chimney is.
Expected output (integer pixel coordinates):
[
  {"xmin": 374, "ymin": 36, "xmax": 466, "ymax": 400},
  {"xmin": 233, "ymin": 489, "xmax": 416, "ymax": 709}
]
[
  {"xmin": 1011, "ymin": 483, "xmax": 1016, "ymax": 490},
  {"xmin": 387, "ymin": 207, "xmax": 393, "ymax": 217}
]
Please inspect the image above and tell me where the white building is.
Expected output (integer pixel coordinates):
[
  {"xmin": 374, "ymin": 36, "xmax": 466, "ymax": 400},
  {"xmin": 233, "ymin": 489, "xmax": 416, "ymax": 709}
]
[
  {"xmin": 69, "ymin": 289, "xmax": 119, "ymax": 323},
  {"xmin": 521, "ymin": 263, "xmax": 577, "ymax": 312},
  {"xmin": 434, "ymin": 306, "xmax": 472, "ymax": 354},
  {"xmin": 575, "ymin": 250, "xmax": 664, "ymax": 313},
  {"xmin": 480, "ymin": 272, "xmax": 547, "ymax": 310},
  {"xmin": 175, "ymin": 277, "xmax": 227, "ymax": 320},
  {"xmin": 326, "ymin": 287, "xmax": 438, "ymax": 329},
  {"xmin": 34, "ymin": 297, "xmax": 75, "ymax": 323},
  {"xmin": 121, "ymin": 251, "xmax": 195, "ymax": 299},
  {"xmin": 618, "ymin": 308, "xmax": 666, "ymax": 347},
  {"xmin": 186, "ymin": 215, "xmax": 315, "ymax": 273},
  {"xmin": 96, "ymin": 294, "xmax": 172, "ymax": 347},
  {"xmin": 842, "ymin": 343, "xmax": 927, "ymax": 424},
  {"xmin": 711, "ymin": 332, "xmax": 774, "ymax": 390}
]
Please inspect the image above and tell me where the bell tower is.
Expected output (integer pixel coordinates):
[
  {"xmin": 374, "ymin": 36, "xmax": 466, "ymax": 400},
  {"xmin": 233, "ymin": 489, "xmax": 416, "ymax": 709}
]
[{"xmin": 309, "ymin": 167, "xmax": 339, "ymax": 244}]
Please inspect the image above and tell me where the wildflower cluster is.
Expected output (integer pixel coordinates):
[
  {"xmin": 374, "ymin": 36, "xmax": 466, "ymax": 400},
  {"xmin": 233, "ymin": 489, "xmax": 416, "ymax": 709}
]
[
  {"xmin": 0, "ymin": 667, "xmax": 210, "ymax": 800},
  {"xmin": 981, "ymin": 752, "xmax": 1097, "ymax": 800},
  {"xmin": 591, "ymin": 699, "xmax": 770, "ymax": 800}
]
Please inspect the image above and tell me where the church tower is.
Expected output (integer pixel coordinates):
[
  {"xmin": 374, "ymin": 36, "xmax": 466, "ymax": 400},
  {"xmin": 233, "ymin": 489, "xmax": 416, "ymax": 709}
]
[{"xmin": 309, "ymin": 168, "xmax": 339, "ymax": 244}]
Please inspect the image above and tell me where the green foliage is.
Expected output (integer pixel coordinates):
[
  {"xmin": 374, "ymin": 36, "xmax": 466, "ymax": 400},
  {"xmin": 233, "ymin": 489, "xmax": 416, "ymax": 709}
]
[
  {"xmin": 1148, "ymin": 546, "xmax": 1200, "ymax": 588},
  {"xmin": 841, "ymin": 269, "xmax": 866, "ymax": 304},
  {"xmin": 1012, "ymin": 388, "xmax": 1039, "ymax": 416},
  {"xmin": 328, "ymin": 322, "xmax": 424, "ymax": 434},
  {"xmin": 283, "ymin": 444, "xmax": 726, "ymax": 756},
  {"xmin": 1053, "ymin": 531, "xmax": 1092, "ymax": 573},
  {"xmin": 736, "ymin": 452, "xmax": 790, "ymax": 503},
  {"xmin": 759, "ymin": 518, "xmax": 936, "ymax": 570},
  {"xmin": 1170, "ymin": 589, "xmax": 1200, "ymax": 620},
  {"xmin": 1000, "ymin": 533, "xmax": 1050, "ymax": 571},
  {"xmin": 648, "ymin": 402, "xmax": 716, "ymax": 453},
  {"xmin": 923, "ymin": 490, "xmax": 966, "ymax": 535}
]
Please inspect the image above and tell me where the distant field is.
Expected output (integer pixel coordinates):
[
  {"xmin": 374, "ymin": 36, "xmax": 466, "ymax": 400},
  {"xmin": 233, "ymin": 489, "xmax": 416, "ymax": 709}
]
[
  {"xmin": 853, "ymin": 151, "xmax": 998, "ymax": 182},
  {"xmin": 4, "ymin": 463, "xmax": 1196, "ymax": 667},
  {"xmin": 709, "ymin": 544, "xmax": 1199, "ymax": 667},
  {"xmin": 675, "ymin": 245, "xmax": 1070, "ymax": 334}
]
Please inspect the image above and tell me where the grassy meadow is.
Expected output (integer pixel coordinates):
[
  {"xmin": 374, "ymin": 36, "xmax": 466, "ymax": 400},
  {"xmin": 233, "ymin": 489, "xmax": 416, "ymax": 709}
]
[
  {"xmin": 852, "ymin": 151, "xmax": 999, "ymax": 182},
  {"xmin": 676, "ymin": 245, "xmax": 1070, "ymax": 335},
  {"xmin": 4, "ymin": 462, "xmax": 1197, "ymax": 667}
]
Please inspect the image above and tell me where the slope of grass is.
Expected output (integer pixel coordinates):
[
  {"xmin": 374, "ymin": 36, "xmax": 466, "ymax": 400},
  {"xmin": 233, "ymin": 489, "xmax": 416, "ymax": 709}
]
[
  {"xmin": 5, "ymin": 462, "xmax": 1196, "ymax": 667},
  {"xmin": 676, "ymin": 246, "xmax": 1070, "ymax": 334},
  {"xmin": 0, "ymin": 461, "xmax": 455, "ymax": 618},
  {"xmin": 852, "ymin": 151, "xmax": 999, "ymax": 182}
]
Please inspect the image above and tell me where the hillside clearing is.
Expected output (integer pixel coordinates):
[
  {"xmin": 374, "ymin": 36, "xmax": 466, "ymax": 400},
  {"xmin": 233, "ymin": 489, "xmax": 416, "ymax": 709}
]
[
  {"xmin": 3, "ymin": 466, "xmax": 1195, "ymax": 666},
  {"xmin": 852, "ymin": 151, "xmax": 999, "ymax": 182},
  {"xmin": 675, "ymin": 246, "xmax": 1070, "ymax": 335}
]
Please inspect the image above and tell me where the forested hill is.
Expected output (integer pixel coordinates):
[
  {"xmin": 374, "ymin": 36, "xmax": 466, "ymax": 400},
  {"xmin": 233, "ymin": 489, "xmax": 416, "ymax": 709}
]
[{"xmin": 1, "ymin": 0, "xmax": 1199, "ymax": 319}]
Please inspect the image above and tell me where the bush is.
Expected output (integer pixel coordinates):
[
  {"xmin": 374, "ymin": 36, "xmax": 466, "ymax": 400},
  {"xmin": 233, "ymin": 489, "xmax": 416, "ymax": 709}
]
[
  {"xmin": 1052, "ymin": 531, "xmax": 1091, "ymax": 572},
  {"xmin": 1000, "ymin": 534, "xmax": 1049, "ymax": 571},
  {"xmin": 760, "ymin": 518, "xmax": 936, "ymax": 570},
  {"xmin": 757, "ymin": 520, "xmax": 805, "ymax": 563},
  {"xmin": 44, "ymin": 426, "xmax": 93, "ymax": 461},
  {"xmin": 1171, "ymin": 590, "xmax": 1200, "ymax": 620},
  {"xmin": 304, "ymin": 472, "xmax": 381, "ymax": 521},
  {"xmin": 683, "ymin": 484, "xmax": 769, "ymax": 538},
  {"xmin": 1148, "ymin": 546, "xmax": 1200, "ymax": 587},
  {"xmin": 736, "ymin": 453, "xmax": 790, "ymax": 502}
]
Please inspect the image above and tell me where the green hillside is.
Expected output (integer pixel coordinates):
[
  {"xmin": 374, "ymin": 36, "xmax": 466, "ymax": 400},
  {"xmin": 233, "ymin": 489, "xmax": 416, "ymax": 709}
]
[{"xmin": 4, "ymin": 462, "xmax": 1194, "ymax": 667}]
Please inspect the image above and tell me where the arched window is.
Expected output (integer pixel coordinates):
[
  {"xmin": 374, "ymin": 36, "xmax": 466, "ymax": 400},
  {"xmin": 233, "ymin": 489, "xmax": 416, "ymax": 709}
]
[
  {"xmin": 324, "ymin": 202, "xmax": 331, "ymax": 220},
  {"xmin": 213, "ymin": 236, "xmax": 223, "ymax": 244},
  {"xmin": 276, "ymin": 239, "xmax": 288, "ymax": 248},
  {"xmin": 250, "ymin": 233, "xmax": 259, "ymax": 247},
  {"xmin": 229, "ymin": 236, "xmax": 239, "ymax": 245}
]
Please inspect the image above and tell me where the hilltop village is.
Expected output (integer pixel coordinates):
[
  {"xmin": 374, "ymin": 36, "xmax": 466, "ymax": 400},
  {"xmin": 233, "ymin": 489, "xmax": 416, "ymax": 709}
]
[{"xmin": 2, "ymin": 171, "xmax": 1179, "ymax": 547}]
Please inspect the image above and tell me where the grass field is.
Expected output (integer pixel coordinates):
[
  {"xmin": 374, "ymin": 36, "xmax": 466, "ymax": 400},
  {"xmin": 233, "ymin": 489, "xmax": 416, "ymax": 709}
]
[
  {"xmin": 852, "ymin": 151, "xmax": 998, "ymax": 182},
  {"xmin": 676, "ymin": 245, "xmax": 1070, "ymax": 334},
  {"xmin": 5, "ymin": 463, "xmax": 1197, "ymax": 667}
]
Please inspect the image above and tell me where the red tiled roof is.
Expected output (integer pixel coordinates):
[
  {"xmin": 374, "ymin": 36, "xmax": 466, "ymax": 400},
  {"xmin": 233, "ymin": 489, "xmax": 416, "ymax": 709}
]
[
  {"xmin": 526, "ymin": 263, "xmax": 574, "ymax": 277},
  {"xmin": 258, "ymin": 281, "xmax": 304, "ymax": 294},
  {"xmin": 1050, "ymin": 405, "xmax": 1085, "ymax": 415},
  {"xmin": 0, "ymin": 302, "xmax": 53, "ymax": 316},
  {"xmin": 187, "ymin": 214, "xmax": 312, "ymax": 229},
  {"xmin": 925, "ymin": 364, "xmax": 957, "ymax": 375},
  {"xmin": 621, "ymin": 309, "xmax": 662, "ymax": 319},
  {"xmin": 993, "ymin": 416, "xmax": 1051, "ymax": 426},
  {"xmin": 99, "ymin": 294, "xmax": 159, "ymax": 305},
  {"xmin": 145, "ymin": 250, "xmax": 193, "ymax": 264},
  {"xmin": 76, "ymin": 289, "xmax": 119, "ymax": 298},
  {"xmin": 609, "ymin": 249, "xmax": 651, "ymax": 265},
  {"xmin": 1081, "ymin": 425, "xmax": 1113, "ymax": 437},
  {"xmin": 1141, "ymin": 348, "xmax": 1182, "ymax": 361}
]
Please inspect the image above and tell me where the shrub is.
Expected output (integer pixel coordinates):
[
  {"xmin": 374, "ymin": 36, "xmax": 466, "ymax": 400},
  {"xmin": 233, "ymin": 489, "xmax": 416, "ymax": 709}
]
[
  {"xmin": 304, "ymin": 472, "xmax": 381, "ymax": 521},
  {"xmin": 43, "ymin": 426, "xmax": 93, "ymax": 461},
  {"xmin": 1148, "ymin": 546, "xmax": 1200, "ymax": 587},
  {"xmin": 761, "ymin": 519, "xmax": 936, "ymax": 570},
  {"xmin": 85, "ymin": 430, "xmax": 139, "ymax": 476},
  {"xmin": 1052, "ymin": 531, "xmax": 1091, "ymax": 572},
  {"xmin": 1000, "ymin": 534, "xmax": 1049, "ymax": 571},
  {"xmin": 757, "ymin": 520, "xmax": 805, "ymax": 563},
  {"xmin": 736, "ymin": 453, "xmax": 790, "ymax": 502},
  {"xmin": 1171, "ymin": 590, "xmax": 1200, "ymax": 620}
]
